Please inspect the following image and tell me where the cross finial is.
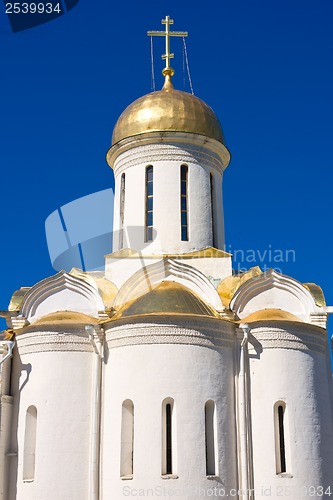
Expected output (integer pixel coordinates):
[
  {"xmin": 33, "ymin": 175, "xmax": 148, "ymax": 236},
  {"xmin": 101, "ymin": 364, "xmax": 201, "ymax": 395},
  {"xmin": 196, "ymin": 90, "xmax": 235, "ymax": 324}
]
[{"xmin": 148, "ymin": 15, "xmax": 188, "ymax": 79}]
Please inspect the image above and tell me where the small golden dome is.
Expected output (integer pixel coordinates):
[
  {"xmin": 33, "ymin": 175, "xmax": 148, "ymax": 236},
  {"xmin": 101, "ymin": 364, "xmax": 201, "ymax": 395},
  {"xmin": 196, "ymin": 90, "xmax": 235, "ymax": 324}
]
[
  {"xmin": 113, "ymin": 281, "xmax": 219, "ymax": 319},
  {"xmin": 240, "ymin": 308, "xmax": 303, "ymax": 324},
  {"xmin": 112, "ymin": 76, "xmax": 225, "ymax": 145},
  {"xmin": 32, "ymin": 311, "xmax": 99, "ymax": 326}
]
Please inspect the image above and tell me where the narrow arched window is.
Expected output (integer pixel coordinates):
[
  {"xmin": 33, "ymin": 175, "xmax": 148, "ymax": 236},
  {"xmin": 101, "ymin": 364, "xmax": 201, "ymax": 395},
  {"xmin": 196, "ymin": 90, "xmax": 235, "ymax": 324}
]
[
  {"xmin": 120, "ymin": 399, "xmax": 134, "ymax": 478},
  {"xmin": 162, "ymin": 398, "xmax": 175, "ymax": 475},
  {"xmin": 23, "ymin": 405, "xmax": 37, "ymax": 481},
  {"xmin": 180, "ymin": 164, "xmax": 188, "ymax": 241},
  {"xmin": 145, "ymin": 166, "xmax": 153, "ymax": 242},
  {"xmin": 210, "ymin": 173, "xmax": 216, "ymax": 247},
  {"xmin": 274, "ymin": 402, "xmax": 289, "ymax": 474},
  {"xmin": 119, "ymin": 173, "xmax": 126, "ymax": 248},
  {"xmin": 205, "ymin": 400, "xmax": 217, "ymax": 476}
]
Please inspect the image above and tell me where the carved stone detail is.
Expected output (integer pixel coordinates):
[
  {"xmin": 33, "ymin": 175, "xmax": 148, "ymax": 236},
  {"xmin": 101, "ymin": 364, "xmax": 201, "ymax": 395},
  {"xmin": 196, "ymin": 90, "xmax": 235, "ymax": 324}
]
[
  {"xmin": 248, "ymin": 326, "xmax": 327, "ymax": 354},
  {"xmin": 105, "ymin": 321, "xmax": 235, "ymax": 349},
  {"xmin": 16, "ymin": 330, "xmax": 93, "ymax": 355},
  {"xmin": 114, "ymin": 143, "xmax": 223, "ymax": 173}
]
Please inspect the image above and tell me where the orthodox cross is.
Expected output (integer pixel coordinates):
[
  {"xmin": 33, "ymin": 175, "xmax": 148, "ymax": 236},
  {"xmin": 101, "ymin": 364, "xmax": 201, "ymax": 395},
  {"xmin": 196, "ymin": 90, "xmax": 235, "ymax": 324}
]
[{"xmin": 148, "ymin": 16, "xmax": 188, "ymax": 76}]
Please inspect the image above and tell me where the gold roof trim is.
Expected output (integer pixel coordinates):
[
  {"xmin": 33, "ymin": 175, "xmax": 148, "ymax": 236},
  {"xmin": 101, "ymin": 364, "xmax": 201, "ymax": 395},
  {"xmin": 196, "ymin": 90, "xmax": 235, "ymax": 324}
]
[
  {"xmin": 218, "ymin": 267, "xmax": 263, "ymax": 308},
  {"xmin": 3, "ymin": 329, "xmax": 15, "ymax": 340},
  {"xmin": 240, "ymin": 308, "xmax": 303, "ymax": 324},
  {"xmin": 112, "ymin": 281, "xmax": 220, "ymax": 320},
  {"xmin": 106, "ymin": 247, "xmax": 231, "ymax": 260},
  {"xmin": 303, "ymin": 283, "xmax": 326, "ymax": 307},
  {"xmin": 105, "ymin": 248, "xmax": 140, "ymax": 259},
  {"xmin": 171, "ymin": 247, "xmax": 231, "ymax": 258},
  {"xmin": 8, "ymin": 287, "xmax": 31, "ymax": 312}
]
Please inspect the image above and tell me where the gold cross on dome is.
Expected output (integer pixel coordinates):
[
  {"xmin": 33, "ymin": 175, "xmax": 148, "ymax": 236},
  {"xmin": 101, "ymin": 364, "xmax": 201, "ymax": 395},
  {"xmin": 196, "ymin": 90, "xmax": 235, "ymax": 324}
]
[{"xmin": 148, "ymin": 15, "xmax": 188, "ymax": 77}]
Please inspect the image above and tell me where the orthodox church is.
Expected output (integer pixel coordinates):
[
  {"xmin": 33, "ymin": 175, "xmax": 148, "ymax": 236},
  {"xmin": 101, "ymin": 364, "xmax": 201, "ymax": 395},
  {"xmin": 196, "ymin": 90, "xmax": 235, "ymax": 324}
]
[{"xmin": 1, "ymin": 16, "xmax": 333, "ymax": 500}]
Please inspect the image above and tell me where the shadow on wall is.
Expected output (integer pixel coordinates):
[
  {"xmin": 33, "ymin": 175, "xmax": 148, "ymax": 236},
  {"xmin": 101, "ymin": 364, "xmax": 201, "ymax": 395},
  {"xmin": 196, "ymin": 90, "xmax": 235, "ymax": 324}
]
[{"xmin": 6, "ymin": 356, "xmax": 32, "ymax": 499}]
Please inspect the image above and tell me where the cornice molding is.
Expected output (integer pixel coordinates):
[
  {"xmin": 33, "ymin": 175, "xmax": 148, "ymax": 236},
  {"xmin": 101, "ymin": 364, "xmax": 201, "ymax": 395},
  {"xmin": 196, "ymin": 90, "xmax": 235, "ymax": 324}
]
[
  {"xmin": 113, "ymin": 141, "xmax": 224, "ymax": 175},
  {"xmin": 248, "ymin": 325, "xmax": 327, "ymax": 354},
  {"xmin": 105, "ymin": 317, "xmax": 235, "ymax": 349},
  {"xmin": 16, "ymin": 330, "xmax": 93, "ymax": 355}
]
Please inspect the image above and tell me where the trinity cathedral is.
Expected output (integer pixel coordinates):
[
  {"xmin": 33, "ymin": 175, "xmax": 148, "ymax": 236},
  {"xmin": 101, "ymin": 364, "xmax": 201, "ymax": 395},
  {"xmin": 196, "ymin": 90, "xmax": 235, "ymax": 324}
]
[{"xmin": 1, "ymin": 17, "xmax": 333, "ymax": 500}]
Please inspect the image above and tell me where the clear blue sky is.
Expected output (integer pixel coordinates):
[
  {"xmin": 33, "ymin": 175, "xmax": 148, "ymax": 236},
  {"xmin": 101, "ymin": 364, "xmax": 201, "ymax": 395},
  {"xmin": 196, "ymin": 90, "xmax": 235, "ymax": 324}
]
[{"xmin": 0, "ymin": 1, "xmax": 332, "ymax": 347}]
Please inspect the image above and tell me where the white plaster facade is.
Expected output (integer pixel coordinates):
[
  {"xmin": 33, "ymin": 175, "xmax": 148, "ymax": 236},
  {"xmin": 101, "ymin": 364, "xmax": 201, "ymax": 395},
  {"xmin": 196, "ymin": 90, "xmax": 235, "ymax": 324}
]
[
  {"xmin": 1, "ymin": 53, "xmax": 333, "ymax": 500},
  {"xmin": 108, "ymin": 133, "xmax": 229, "ymax": 255}
]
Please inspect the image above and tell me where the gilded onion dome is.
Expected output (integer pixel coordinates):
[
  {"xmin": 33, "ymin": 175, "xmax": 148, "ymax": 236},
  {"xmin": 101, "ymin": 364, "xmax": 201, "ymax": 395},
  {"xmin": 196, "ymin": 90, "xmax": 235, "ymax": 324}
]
[{"xmin": 112, "ymin": 75, "xmax": 225, "ymax": 145}]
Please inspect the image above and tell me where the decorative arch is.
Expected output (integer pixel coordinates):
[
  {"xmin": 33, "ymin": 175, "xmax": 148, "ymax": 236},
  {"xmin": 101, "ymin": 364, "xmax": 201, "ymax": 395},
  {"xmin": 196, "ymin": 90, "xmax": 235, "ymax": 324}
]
[
  {"xmin": 113, "ymin": 258, "xmax": 223, "ymax": 310},
  {"xmin": 230, "ymin": 269, "xmax": 318, "ymax": 322},
  {"xmin": 20, "ymin": 271, "xmax": 105, "ymax": 323}
]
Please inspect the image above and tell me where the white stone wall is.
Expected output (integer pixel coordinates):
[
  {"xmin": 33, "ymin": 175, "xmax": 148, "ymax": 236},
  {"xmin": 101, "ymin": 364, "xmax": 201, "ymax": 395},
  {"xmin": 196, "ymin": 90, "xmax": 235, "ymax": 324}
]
[
  {"xmin": 6, "ymin": 315, "xmax": 333, "ymax": 500},
  {"xmin": 5, "ymin": 275, "xmax": 333, "ymax": 500},
  {"xmin": 101, "ymin": 317, "xmax": 238, "ymax": 499},
  {"xmin": 111, "ymin": 135, "xmax": 228, "ymax": 255},
  {"xmin": 10, "ymin": 328, "xmax": 93, "ymax": 500},
  {"xmin": 248, "ymin": 324, "xmax": 333, "ymax": 499}
]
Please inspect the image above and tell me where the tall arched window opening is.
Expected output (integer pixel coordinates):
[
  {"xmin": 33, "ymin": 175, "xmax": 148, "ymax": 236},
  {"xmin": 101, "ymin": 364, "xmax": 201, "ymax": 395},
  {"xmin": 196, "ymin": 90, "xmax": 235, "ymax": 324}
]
[
  {"xmin": 23, "ymin": 405, "xmax": 37, "ymax": 481},
  {"xmin": 120, "ymin": 399, "xmax": 134, "ymax": 478},
  {"xmin": 162, "ymin": 398, "xmax": 175, "ymax": 475},
  {"xmin": 210, "ymin": 173, "xmax": 216, "ymax": 247},
  {"xmin": 274, "ymin": 401, "xmax": 290, "ymax": 474},
  {"xmin": 205, "ymin": 400, "xmax": 217, "ymax": 476},
  {"xmin": 180, "ymin": 164, "xmax": 189, "ymax": 241},
  {"xmin": 119, "ymin": 173, "xmax": 126, "ymax": 248},
  {"xmin": 145, "ymin": 166, "xmax": 154, "ymax": 242}
]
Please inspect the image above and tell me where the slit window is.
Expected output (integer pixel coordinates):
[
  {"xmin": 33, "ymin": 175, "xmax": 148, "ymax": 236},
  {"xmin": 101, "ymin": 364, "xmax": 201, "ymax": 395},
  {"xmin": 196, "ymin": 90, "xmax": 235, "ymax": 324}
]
[
  {"xmin": 180, "ymin": 164, "xmax": 188, "ymax": 241},
  {"xmin": 23, "ymin": 405, "xmax": 37, "ymax": 481},
  {"xmin": 205, "ymin": 400, "xmax": 217, "ymax": 476},
  {"xmin": 120, "ymin": 399, "xmax": 134, "ymax": 477},
  {"xmin": 162, "ymin": 398, "xmax": 175, "ymax": 475},
  {"xmin": 145, "ymin": 166, "xmax": 153, "ymax": 242},
  {"xmin": 274, "ymin": 402, "xmax": 289, "ymax": 474},
  {"xmin": 119, "ymin": 173, "xmax": 126, "ymax": 248},
  {"xmin": 166, "ymin": 404, "xmax": 172, "ymax": 473},
  {"xmin": 277, "ymin": 405, "xmax": 286, "ymax": 473},
  {"xmin": 210, "ymin": 173, "xmax": 216, "ymax": 247}
]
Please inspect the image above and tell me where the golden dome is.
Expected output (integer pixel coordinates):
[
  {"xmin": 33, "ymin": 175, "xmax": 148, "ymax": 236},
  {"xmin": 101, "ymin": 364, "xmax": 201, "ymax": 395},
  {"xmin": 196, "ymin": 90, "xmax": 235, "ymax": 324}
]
[
  {"xmin": 113, "ymin": 281, "xmax": 219, "ymax": 319},
  {"xmin": 112, "ymin": 76, "xmax": 225, "ymax": 145},
  {"xmin": 32, "ymin": 311, "xmax": 99, "ymax": 326},
  {"xmin": 240, "ymin": 308, "xmax": 303, "ymax": 324}
]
